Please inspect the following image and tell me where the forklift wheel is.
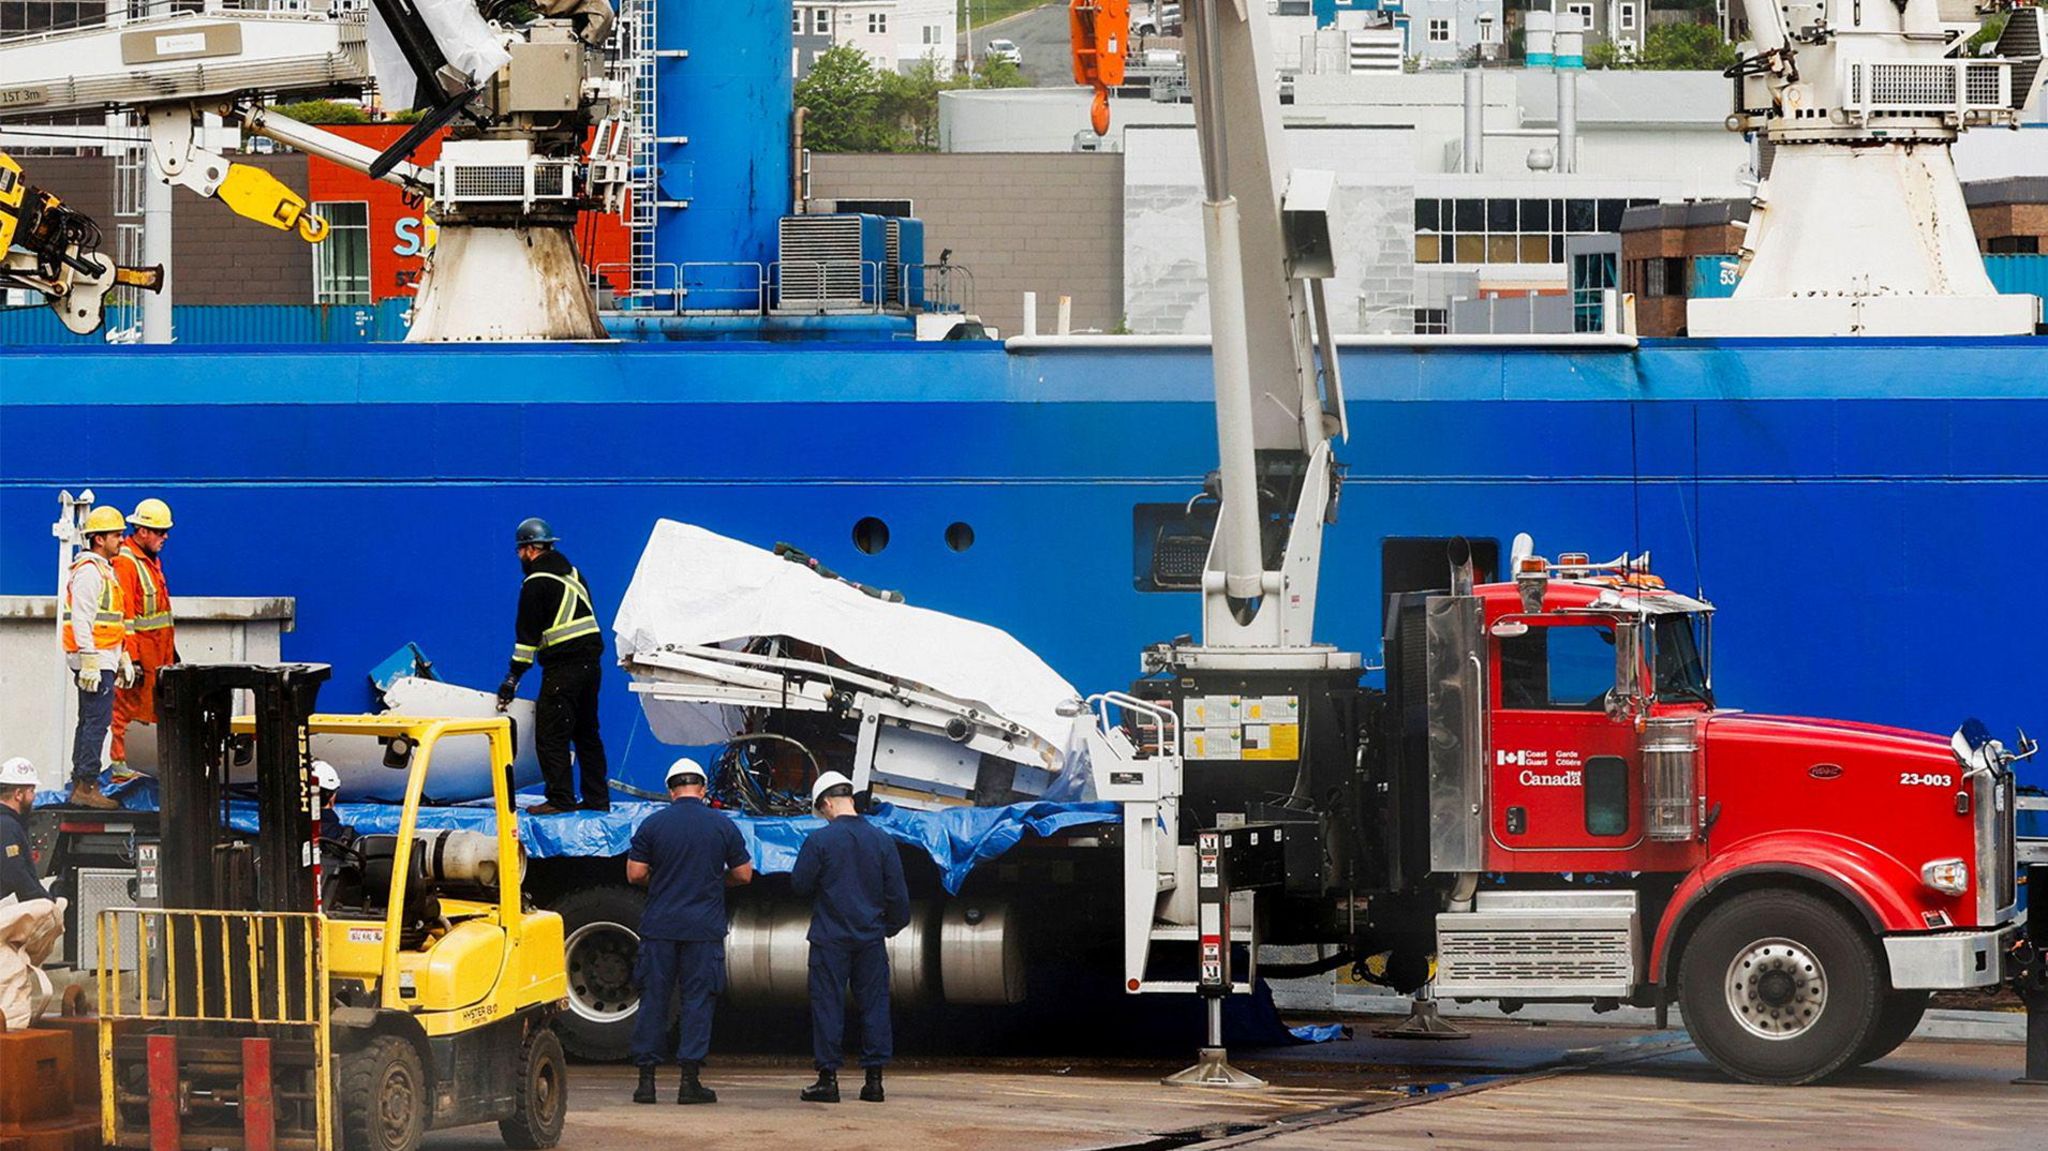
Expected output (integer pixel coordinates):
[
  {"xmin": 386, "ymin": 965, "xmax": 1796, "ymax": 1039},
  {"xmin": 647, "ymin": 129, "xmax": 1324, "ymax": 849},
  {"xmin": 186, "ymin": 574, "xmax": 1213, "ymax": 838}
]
[
  {"xmin": 337, "ymin": 1035, "xmax": 427, "ymax": 1151},
  {"xmin": 499, "ymin": 1025, "xmax": 569, "ymax": 1148}
]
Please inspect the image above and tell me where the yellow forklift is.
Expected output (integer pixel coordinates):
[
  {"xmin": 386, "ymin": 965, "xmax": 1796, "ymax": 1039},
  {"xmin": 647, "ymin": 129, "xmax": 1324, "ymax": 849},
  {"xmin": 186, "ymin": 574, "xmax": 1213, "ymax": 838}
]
[{"xmin": 94, "ymin": 664, "xmax": 569, "ymax": 1151}]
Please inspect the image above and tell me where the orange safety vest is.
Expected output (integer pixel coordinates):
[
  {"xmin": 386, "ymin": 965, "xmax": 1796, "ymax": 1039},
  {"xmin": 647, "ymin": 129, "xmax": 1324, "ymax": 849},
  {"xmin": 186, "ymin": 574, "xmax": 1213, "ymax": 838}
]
[
  {"xmin": 61, "ymin": 552, "xmax": 126, "ymax": 654},
  {"xmin": 114, "ymin": 543, "xmax": 173, "ymax": 640}
]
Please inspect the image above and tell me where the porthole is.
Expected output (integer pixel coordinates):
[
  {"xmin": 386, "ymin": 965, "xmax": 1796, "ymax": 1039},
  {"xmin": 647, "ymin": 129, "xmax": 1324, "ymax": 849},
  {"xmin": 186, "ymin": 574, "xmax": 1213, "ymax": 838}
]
[
  {"xmin": 853, "ymin": 517, "xmax": 890, "ymax": 555},
  {"xmin": 945, "ymin": 522, "xmax": 975, "ymax": 552}
]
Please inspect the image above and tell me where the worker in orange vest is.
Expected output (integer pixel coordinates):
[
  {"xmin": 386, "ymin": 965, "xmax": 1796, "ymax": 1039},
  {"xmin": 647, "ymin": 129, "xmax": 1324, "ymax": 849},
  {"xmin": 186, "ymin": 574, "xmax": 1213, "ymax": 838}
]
[
  {"xmin": 110, "ymin": 498, "xmax": 177, "ymax": 780},
  {"xmin": 63, "ymin": 506, "xmax": 128, "ymax": 810}
]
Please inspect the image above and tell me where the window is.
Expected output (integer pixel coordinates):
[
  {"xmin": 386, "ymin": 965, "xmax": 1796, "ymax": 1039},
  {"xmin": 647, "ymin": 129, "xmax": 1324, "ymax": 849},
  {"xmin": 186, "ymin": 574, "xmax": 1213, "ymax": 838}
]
[
  {"xmin": 1566, "ymin": 2, "xmax": 1594, "ymax": 22},
  {"xmin": 1618, "ymin": 2, "xmax": 1636, "ymax": 29},
  {"xmin": 923, "ymin": 23, "xmax": 941, "ymax": 44},
  {"xmin": 1499, "ymin": 624, "xmax": 1617, "ymax": 710},
  {"xmin": 1412, "ymin": 308, "xmax": 1449, "ymax": 335},
  {"xmin": 1641, "ymin": 256, "xmax": 1689, "ymax": 298},
  {"xmin": 813, "ymin": 7, "xmax": 830, "ymax": 33},
  {"xmin": 1652, "ymin": 614, "xmax": 1712, "ymax": 704},
  {"xmin": 793, "ymin": 8, "xmax": 803, "ymax": 32},
  {"xmin": 1573, "ymin": 251, "xmax": 1617, "ymax": 332},
  {"xmin": 1428, "ymin": 17, "xmax": 1451, "ymax": 41},
  {"xmin": 311, "ymin": 201, "xmax": 370, "ymax": 305},
  {"xmin": 1988, "ymin": 235, "xmax": 2041, "ymax": 254},
  {"xmin": 868, "ymin": 11, "xmax": 886, "ymax": 32},
  {"xmin": 1584, "ymin": 757, "xmax": 1631, "ymax": 836}
]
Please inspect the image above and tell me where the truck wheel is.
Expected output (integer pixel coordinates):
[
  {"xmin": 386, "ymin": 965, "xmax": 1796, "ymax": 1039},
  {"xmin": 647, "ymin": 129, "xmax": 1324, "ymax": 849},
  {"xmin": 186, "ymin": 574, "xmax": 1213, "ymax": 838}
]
[
  {"xmin": 336, "ymin": 1035, "xmax": 426, "ymax": 1151},
  {"xmin": 1853, "ymin": 989, "xmax": 1931, "ymax": 1067},
  {"xmin": 551, "ymin": 885, "xmax": 646, "ymax": 1062},
  {"xmin": 499, "ymin": 1025, "xmax": 569, "ymax": 1148},
  {"xmin": 1678, "ymin": 889, "xmax": 1883, "ymax": 1085}
]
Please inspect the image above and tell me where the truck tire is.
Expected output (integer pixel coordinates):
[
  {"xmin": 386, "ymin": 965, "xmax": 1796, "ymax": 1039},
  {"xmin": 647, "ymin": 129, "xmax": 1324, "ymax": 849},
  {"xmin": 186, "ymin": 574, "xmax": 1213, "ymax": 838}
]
[
  {"xmin": 1678, "ymin": 889, "xmax": 1883, "ymax": 1085},
  {"xmin": 499, "ymin": 1025, "xmax": 569, "ymax": 1148},
  {"xmin": 336, "ymin": 1035, "xmax": 427, "ymax": 1151},
  {"xmin": 1852, "ymin": 989, "xmax": 1931, "ymax": 1067},
  {"xmin": 551, "ymin": 885, "xmax": 647, "ymax": 1062}
]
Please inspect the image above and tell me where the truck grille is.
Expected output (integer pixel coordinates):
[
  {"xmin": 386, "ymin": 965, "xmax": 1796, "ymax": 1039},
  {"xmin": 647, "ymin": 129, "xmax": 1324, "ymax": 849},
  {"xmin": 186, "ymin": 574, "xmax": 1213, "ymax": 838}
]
[{"xmin": 1982, "ymin": 770, "xmax": 2016, "ymax": 920}]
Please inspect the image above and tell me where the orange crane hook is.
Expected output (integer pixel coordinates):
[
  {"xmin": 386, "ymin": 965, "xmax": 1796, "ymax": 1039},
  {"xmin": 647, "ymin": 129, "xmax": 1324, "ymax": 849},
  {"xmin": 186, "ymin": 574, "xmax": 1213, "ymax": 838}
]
[{"xmin": 1069, "ymin": 0, "xmax": 1129, "ymax": 136}]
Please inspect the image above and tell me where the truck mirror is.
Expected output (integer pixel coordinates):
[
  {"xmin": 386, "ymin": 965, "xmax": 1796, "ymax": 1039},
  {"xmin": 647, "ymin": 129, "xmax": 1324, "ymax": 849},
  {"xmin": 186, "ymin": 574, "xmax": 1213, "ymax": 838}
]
[{"xmin": 1608, "ymin": 621, "xmax": 1642, "ymax": 723}]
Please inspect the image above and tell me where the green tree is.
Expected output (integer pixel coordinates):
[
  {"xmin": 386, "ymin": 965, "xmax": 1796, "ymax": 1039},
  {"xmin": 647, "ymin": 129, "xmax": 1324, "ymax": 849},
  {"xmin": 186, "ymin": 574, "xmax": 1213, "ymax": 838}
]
[
  {"xmin": 272, "ymin": 99, "xmax": 370, "ymax": 124},
  {"xmin": 795, "ymin": 44, "xmax": 888, "ymax": 152},
  {"xmin": 1966, "ymin": 11, "xmax": 2008, "ymax": 55},
  {"xmin": 1584, "ymin": 39, "xmax": 1626, "ymax": 69},
  {"xmin": 1637, "ymin": 21, "xmax": 1739, "ymax": 70},
  {"xmin": 1586, "ymin": 22, "xmax": 1736, "ymax": 70}
]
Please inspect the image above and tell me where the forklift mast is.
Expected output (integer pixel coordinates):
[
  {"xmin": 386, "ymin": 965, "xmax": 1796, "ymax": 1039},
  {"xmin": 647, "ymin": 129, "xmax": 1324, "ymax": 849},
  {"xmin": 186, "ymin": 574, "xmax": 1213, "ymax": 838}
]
[{"xmin": 155, "ymin": 663, "xmax": 333, "ymax": 914}]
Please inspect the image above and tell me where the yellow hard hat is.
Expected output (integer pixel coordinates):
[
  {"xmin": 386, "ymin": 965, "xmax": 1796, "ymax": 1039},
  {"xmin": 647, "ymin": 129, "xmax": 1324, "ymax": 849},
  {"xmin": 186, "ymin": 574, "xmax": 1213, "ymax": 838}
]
[
  {"xmin": 83, "ymin": 506, "xmax": 126, "ymax": 536},
  {"xmin": 128, "ymin": 498, "xmax": 173, "ymax": 530}
]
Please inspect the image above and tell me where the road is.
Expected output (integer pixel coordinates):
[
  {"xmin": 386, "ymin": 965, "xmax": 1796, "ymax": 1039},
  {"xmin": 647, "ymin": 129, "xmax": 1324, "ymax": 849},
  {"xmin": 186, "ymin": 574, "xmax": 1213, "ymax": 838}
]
[
  {"xmin": 961, "ymin": 3, "xmax": 1074, "ymax": 87},
  {"xmin": 420, "ymin": 1021, "xmax": 2048, "ymax": 1150}
]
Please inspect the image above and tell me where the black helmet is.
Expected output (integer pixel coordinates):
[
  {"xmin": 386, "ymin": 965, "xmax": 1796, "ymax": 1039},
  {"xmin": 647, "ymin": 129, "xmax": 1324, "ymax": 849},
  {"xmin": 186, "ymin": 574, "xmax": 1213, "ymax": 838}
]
[{"xmin": 515, "ymin": 517, "xmax": 558, "ymax": 547}]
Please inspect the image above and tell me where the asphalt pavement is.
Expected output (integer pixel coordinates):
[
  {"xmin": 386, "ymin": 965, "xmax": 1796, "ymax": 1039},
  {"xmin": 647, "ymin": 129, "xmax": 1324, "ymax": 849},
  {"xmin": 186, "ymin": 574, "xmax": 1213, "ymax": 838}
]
[{"xmin": 962, "ymin": 4, "xmax": 1075, "ymax": 86}]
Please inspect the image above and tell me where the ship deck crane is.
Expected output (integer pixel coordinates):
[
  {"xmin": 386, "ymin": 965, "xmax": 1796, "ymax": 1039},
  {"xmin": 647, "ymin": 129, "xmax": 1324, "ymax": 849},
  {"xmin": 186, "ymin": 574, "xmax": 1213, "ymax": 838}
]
[
  {"xmin": 1690, "ymin": 0, "xmax": 2048, "ymax": 337},
  {"xmin": 0, "ymin": 1, "xmax": 630, "ymax": 340}
]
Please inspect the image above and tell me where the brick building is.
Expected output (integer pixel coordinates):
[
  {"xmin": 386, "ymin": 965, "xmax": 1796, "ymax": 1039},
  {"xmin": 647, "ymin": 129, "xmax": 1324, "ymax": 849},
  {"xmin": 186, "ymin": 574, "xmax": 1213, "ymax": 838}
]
[
  {"xmin": 1966, "ymin": 177, "xmax": 2048, "ymax": 255},
  {"xmin": 1617, "ymin": 199, "xmax": 1746, "ymax": 337}
]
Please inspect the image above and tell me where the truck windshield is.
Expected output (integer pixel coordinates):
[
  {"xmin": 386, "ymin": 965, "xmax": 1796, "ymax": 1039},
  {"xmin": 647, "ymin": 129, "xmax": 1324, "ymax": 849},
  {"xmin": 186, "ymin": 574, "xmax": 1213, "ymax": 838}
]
[{"xmin": 1653, "ymin": 614, "xmax": 1711, "ymax": 704}]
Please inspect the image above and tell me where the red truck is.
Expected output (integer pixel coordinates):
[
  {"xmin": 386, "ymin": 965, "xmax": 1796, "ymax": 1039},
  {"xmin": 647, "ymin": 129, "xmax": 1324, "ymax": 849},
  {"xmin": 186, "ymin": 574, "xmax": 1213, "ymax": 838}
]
[{"xmin": 1121, "ymin": 539, "xmax": 2030, "ymax": 1085}]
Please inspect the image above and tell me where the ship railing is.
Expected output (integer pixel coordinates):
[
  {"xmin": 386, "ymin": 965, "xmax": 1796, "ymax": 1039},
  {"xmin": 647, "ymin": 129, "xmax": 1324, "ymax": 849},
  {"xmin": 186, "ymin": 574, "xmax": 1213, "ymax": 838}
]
[
  {"xmin": 903, "ymin": 262, "xmax": 976, "ymax": 316},
  {"xmin": 595, "ymin": 260, "xmax": 767, "ymax": 315}
]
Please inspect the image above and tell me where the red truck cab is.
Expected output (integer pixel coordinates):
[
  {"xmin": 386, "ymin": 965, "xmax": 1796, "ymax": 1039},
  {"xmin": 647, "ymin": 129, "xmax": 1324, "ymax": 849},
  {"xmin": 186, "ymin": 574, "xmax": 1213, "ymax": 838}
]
[{"xmin": 1426, "ymin": 545, "xmax": 2026, "ymax": 1084}]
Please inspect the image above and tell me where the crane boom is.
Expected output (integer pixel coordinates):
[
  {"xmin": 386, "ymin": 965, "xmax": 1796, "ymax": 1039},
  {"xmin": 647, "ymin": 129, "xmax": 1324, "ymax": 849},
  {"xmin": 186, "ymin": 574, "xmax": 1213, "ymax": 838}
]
[{"xmin": 1073, "ymin": 0, "xmax": 1348, "ymax": 658}]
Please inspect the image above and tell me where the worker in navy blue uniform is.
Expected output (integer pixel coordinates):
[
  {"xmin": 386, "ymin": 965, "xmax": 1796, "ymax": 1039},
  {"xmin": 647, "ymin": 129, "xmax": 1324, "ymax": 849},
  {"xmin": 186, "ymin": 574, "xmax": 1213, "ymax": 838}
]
[
  {"xmin": 0, "ymin": 757, "xmax": 54, "ymax": 905},
  {"xmin": 626, "ymin": 757, "xmax": 754, "ymax": 1105},
  {"xmin": 792, "ymin": 771, "xmax": 910, "ymax": 1104}
]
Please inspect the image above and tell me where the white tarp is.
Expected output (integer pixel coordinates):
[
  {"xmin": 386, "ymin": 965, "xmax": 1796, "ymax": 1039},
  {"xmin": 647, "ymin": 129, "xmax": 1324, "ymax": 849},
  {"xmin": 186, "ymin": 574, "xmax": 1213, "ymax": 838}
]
[
  {"xmin": 614, "ymin": 521, "xmax": 1083, "ymax": 754},
  {"xmin": 367, "ymin": 0, "xmax": 513, "ymax": 110}
]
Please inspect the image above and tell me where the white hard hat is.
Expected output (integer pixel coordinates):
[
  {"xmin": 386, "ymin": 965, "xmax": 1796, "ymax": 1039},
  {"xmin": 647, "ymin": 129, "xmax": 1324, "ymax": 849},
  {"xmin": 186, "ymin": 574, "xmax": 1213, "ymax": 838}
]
[
  {"xmin": 0, "ymin": 757, "xmax": 37, "ymax": 788},
  {"xmin": 811, "ymin": 770, "xmax": 856, "ymax": 808},
  {"xmin": 311, "ymin": 760, "xmax": 341, "ymax": 792},
  {"xmin": 665, "ymin": 757, "xmax": 708, "ymax": 787}
]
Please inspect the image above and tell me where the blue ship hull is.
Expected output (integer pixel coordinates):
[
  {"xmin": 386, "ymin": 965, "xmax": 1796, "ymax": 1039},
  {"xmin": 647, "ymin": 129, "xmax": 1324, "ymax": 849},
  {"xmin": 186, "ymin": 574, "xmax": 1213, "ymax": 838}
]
[{"xmin": 6, "ymin": 335, "xmax": 2046, "ymax": 792}]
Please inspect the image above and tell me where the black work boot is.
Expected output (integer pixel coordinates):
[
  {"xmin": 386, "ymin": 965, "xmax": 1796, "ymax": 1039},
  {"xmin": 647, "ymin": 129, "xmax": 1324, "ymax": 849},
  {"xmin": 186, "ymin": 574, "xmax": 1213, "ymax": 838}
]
[
  {"xmin": 800, "ymin": 1069, "xmax": 840, "ymax": 1103},
  {"xmin": 633, "ymin": 1066, "xmax": 657, "ymax": 1105},
  {"xmin": 859, "ymin": 1067, "xmax": 885, "ymax": 1103},
  {"xmin": 677, "ymin": 1063, "xmax": 717, "ymax": 1105}
]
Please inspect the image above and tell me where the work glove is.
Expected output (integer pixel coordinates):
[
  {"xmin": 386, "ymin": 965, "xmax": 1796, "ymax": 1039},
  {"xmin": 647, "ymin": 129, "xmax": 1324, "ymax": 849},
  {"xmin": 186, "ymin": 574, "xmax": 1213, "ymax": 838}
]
[
  {"xmin": 76, "ymin": 653, "xmax": 101, "ymax": 692},
  {"xmin": 496, "ymin": 674, "xmax": 520, "ymax": 712},
  {"xmin": 116, "ymin": 651, "xmax": 140, "ymax": 690}
]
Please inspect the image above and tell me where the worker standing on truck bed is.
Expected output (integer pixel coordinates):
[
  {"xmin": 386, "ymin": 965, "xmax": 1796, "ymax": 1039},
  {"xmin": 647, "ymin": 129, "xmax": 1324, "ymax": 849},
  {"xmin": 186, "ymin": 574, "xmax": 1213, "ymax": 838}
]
[
  {"xmin": 625, "ymin": 757, "xmax": 755, "ymax": 1105},
  {"xmin": 496, "ymin": 517, "xmax": 609, "ymax": 814},
  {"xmin": 109, "ymin": 498, "xmax": 176, "ymax": 781},
  {"xmin": 0, "ymin": 758, "xmax": 54, "ymax": 903},
  {"xmin": 793, "ymin": 771, "xmax": 911, "ymax": 1105},
  {"xmin": 61, "ymin": 506, "xmax": 127, "ymax": 810}
]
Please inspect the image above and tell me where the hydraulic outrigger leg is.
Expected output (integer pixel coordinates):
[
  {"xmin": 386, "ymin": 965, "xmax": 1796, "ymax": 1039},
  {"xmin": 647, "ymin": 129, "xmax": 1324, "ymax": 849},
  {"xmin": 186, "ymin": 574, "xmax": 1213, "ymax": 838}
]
[{"xmin": 2019, "ymin": 862, "xmax": 2048, "ymax": 1087}]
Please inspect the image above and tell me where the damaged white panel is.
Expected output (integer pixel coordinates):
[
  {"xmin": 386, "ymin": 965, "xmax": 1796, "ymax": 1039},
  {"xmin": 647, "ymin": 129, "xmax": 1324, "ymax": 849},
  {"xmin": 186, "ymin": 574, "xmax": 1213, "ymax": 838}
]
[{"xmin": 614, "ymin": 520, "xmax": 1084, "ymax": 757}]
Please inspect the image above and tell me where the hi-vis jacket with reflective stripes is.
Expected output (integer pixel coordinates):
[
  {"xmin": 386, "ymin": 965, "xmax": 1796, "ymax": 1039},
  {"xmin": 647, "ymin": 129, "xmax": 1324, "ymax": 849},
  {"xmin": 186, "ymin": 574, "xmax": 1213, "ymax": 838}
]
[
  {"xmin": 62, "ymin": 552, "xmax": 126, "ymax": 655},
  {"xmin": 509, "ymin": 550, "xmax": 602, "ymax": 671},
  {"xmin": 115, "ymin": 543, "xmax": 173, "ymax": 636}
]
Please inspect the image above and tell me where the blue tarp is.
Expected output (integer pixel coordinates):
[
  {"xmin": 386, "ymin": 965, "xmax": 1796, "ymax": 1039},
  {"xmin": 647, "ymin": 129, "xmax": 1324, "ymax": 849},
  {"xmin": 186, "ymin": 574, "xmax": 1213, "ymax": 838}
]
[{"xmin": 40, "ymin": 776, "xmax": 1120, "ymax": 895}]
